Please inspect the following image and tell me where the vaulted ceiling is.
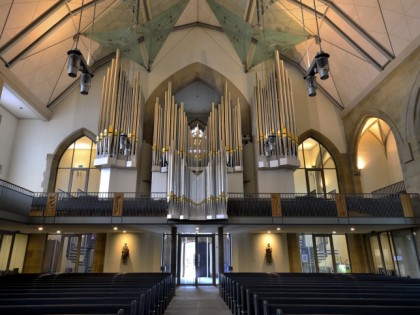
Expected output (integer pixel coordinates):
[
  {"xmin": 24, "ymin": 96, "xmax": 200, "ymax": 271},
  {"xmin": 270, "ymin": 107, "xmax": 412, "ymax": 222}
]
[{"xmin": 0, "ymin": 0, "xmax": 419, "ymax": 118}]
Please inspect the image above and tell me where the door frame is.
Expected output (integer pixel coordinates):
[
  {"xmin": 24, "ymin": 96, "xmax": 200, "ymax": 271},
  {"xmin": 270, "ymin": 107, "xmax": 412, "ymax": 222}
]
[
  {"xmin": 312, "ymin": 234, "xmax": 337, "ymax": 273},
  {"xmin": 177, "ymin": 234, "xmax": 216, "ymax": 285}
]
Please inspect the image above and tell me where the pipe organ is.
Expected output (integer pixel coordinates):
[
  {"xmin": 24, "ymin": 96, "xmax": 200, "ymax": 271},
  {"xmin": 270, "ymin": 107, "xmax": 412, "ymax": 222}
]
[
  {"xmin": 94, "ymin": 49, "xmax": 141, "ymax": 168},
  {"xmin": 152, "ymin": 82, "xmax": 242, "ymax": 220},
  {"xmin": 255, "ymin": 51, "xmax": 300, "ymax": 169}
]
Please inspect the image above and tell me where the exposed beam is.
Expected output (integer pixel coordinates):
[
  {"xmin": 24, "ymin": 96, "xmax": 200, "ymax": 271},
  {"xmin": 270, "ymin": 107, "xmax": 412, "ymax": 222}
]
[
  {"xmin": 0, "ymin": 63, "xmax": 52, "ymax": 121},
  {"xmin": 7, "ymin": 1, "xmax": 106, "ymax": 68},
  {"xmin": 318, "ymin": 0, "xmax": 394, "ymax": 61},
  {"xmin": 285, "ymin": 0, "xmax": 384, "ymax": 71},
  {"xmin": 0, "ymin": 0, "xmax": 69, "ymax": 56}
]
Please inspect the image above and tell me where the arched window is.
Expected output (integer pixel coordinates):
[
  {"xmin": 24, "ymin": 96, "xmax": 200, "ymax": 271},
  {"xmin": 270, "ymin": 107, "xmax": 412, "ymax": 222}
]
[
  {"xmin": 54, "ymin": 136, "xmax": 100, "ymax": 192},
  {"xmin": 294, "ymin": 138, "xmax": 339, "ymax": 195}
]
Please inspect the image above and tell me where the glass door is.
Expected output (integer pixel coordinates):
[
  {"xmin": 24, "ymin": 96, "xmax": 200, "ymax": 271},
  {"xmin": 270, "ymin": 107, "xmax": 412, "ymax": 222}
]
[
  {"xmin": 313, "ymin": 235, "xmax": 336, "ymax": 273},
  {"xmin": 178, "ymin": 234, "xmax": 215, "ymax": 285}
]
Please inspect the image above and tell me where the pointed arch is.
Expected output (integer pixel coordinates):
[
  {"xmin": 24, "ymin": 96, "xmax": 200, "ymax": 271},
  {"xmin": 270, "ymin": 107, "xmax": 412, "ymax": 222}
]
[
  {"xmin": 298, "ymin": 129, "xmax": 350, "ymax": 193},
  {"xmin": 44, "ymin": 128, "xmax": 96, "ymax": 192},
  {"xmin": 405, "ymin": 70, "xmax": 420, "ymax": 143},
  {"xmin": 142, "ymin": 62, "xmax": 251, "ymax": 143},
  {"xmin": 348, "ymin": 110, "xmax": 404, "ymax": 174}
]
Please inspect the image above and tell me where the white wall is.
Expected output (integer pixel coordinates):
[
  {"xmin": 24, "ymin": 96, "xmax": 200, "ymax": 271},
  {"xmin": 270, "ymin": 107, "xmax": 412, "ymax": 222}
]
[
  {"xmin": 0, "ymin": 106, "xmax": 18, "ymax": 181},
  {"xmin": 232, "ymin": 233, "xmax": 290, "ymax": 272},
  {"xmin": 103, "ymin": 232, "xmax": 162, "ymax": 272},
  {"xmin": 147, "ymin": 28, "xmax": 248, "ymax": 102},
  {"xmin": 358, "ymin": 131, "xmax": 403, "ymax": 192},
  {"xmin": 7, "ymin": 66, "xmax": 106, "ymax": 191}
]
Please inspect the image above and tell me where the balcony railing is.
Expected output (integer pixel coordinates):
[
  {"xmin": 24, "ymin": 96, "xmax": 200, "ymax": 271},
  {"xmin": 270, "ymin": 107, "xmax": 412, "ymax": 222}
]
[{"xmin": 1, "ymin": 179, "xmax": 419, "ymax": 220}]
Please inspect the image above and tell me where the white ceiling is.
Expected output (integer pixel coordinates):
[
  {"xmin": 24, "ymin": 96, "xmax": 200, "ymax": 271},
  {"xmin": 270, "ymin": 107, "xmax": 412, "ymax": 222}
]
[{"xmin": 0, "ymin": 0, "xmax": 419, "ymax": 119}]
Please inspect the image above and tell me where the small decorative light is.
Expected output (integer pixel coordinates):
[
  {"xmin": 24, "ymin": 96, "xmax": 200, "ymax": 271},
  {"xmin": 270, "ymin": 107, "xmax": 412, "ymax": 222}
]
[
  {"xmin": 267, "ymin": 231, "xmax": 271, "ymax": 234},
  {"xmin": 56, "ymin": 230, "xmax": 61, "ymax": 234},
  {"xmin": 123, "ymin": 230, "xmax": 127, "ymax": 234},
  {"xmin": 113, "ymin": 226, "xmax": 118, "ymax": 231},
  {"xmin": 38, "ymin": 226, "xmax": 43, "ymax": 231},
  {"xmin": 276, "ymin": 227, "xmax": 281, "ymax": 231},
  {"xmin": 350, "ymin": 227, "xmax": 355, "ymax": 231},
  {"xmin": 332, "ymin": 231, "xmax": 336, "ymax": 234}
]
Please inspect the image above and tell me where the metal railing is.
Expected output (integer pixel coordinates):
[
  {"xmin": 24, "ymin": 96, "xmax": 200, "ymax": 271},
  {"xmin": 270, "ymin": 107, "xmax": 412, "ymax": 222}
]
[
  {"xmin": 1, "ymin": 179, "xmax": 419, "ymax": 219},
  {"xmin": 0, "ymin": 179, "xmax": 34, "ymax": 216}
]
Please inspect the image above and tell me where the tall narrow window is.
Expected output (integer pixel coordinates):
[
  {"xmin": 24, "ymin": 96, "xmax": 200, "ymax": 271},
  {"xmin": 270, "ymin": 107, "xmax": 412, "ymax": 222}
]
[
  {"xmin": 294, "ymin": 138, "xmax": 339, "ymax": 195},
  {"xmin": 55, "ymin": 136, "xmax": 100, "ymax": 192}
]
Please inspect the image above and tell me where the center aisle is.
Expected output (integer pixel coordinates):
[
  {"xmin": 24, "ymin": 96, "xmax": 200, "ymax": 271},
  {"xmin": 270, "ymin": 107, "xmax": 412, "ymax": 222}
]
[{"xmin": 165, "ymin": 286, "xmax": 231, "ymax": 315}]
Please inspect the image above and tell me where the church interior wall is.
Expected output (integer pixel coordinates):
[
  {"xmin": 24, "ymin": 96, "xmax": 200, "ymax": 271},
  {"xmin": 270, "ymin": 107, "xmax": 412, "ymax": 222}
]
[
  {"xmin": 147, "ymin": 28, "xmax": 248, "ymax": 103},
  {"xmin": 231, "ymin": 233, "xmax": 290, "ymax": 272},
  {"xmin": 103, "ymin": 232, "xmax": 162, "ymax": 273},
  {"xmin": 358, "ymin": 130, "xmax": 403, "ymax": 192},
  {"xmin": 8, "ymin": 233, "xmax": 28, "ymax": 274},
  {"xmin": 344, "ymin": 46, "xmax": 420, "ymax": 193},
  {"xmin": 0, "ymin": 105, "xmax": 18, "ymax": 181},
  {"xmin": 6, "ymin": 65, "xmax": 107, "ymax": 191}
]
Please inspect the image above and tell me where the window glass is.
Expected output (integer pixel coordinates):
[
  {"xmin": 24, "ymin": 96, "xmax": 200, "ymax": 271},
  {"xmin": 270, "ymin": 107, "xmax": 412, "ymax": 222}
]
[
  {"xmin": 55, "ymin": 136, "xmax": 98, "ymax": 192},
  {"xmin": 294, "ymin": 138, "xmax": 339, "ymax": 194}
]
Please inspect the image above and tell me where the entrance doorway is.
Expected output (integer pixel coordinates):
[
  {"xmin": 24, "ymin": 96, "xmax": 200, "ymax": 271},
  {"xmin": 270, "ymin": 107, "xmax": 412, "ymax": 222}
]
[{"xmin": 178, "ymin": 234, "xmax": 216, "ymax": 285}]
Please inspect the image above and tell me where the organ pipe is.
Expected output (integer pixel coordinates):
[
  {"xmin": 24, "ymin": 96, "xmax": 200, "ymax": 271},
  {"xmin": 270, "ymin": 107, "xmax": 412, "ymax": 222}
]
[
  {"xmin": 95, "ymin": 49, "xmax": 141, "ymax": 168},
  {"xmin": 152, "ymin": 81, "xmax": 242, "ymax": 219},
  {"xmin": 254, "ymin": 51, "xmax": 299, "ymax": 168}
]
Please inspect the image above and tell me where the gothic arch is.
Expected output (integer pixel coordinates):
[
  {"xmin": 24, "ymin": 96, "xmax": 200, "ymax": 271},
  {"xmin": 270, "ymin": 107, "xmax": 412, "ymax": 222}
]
[
  {"xmin": 298, "ymin": 129, "xmax": 347, "ymax": 193},
  {"xmin": 44, "ymin": 128, "xmax": 96, "ymax": 192},
  {"xmin": 142, "ymin": 62, "xmax": 251, "ymax": 143},
  {"xmin": 348, "ymin": 109, "xmax": 404, "ymax": 173},
  {"xmin": 405, "ymin": 70, "xmax": 420, "ymax": 143}
]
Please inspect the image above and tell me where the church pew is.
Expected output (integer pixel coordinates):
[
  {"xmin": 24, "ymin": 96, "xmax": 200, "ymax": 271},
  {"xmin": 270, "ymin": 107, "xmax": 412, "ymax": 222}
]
[
  {"xmin": 263, "ymin": 302, "xmax": 420, "ymax": 315},
  {"xmin": 253, "ymin": 296, "xmax": 420, "ymax": 315}
]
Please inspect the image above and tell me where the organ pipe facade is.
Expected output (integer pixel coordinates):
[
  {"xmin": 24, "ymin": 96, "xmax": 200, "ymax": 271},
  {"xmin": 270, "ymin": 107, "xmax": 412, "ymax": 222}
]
[
  {"xmin": 95, "ymin": 49, "xmax": 141, "ymax": 168},
  {"xmin": 152, "ymin": 82, "xmax": 242, "ymax": 220},
  {"xmin": 254, "ymin": 51, "xmax": 300, "ymax": 169}
]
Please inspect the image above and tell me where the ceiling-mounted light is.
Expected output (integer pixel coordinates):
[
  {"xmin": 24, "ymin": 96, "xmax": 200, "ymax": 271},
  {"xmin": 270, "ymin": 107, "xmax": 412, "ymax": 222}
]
[
  {"xmin": 80, "ymin": 72, "xmax": 93, "ymax": 95},
  {"xmin": 303, "ymin": 0, "xmax": 330, "ymax": 95},
  {"xmin": 315, "ymin": 51, "xmax": 330, "ymax": 80},
  {"xmin": 66, "ymin": 0, "xmax": 93, "ymax": 95},
  {"xmin": 67, "ymin": 49, "xmax": 82, "ymax": 77},
  {"xmin": 305, "ymin": 75, "xmax": 317, "ymax": 97}
]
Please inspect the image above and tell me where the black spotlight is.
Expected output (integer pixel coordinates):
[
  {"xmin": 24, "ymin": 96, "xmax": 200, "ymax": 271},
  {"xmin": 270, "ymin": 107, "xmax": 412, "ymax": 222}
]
[
  {"xmin": 305, "ymin": 75, "xmax": 317, "ymax": 97},
  {"xmin": 80, "ymin": 72, "xmax": 93, "ymax": 95},
  {"xmin": 67, "ymin": 49, "xmax": 82, "ymax": 77},
  {"xmin": 315, "ymin": 51, "xmax": 330, "ymax": 80}
]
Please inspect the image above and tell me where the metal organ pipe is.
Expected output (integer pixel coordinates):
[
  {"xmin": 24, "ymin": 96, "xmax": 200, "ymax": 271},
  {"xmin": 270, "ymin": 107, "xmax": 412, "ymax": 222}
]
[{"xmin": 254, "ymin": 50, "xmax": 299, "ymax": 168}]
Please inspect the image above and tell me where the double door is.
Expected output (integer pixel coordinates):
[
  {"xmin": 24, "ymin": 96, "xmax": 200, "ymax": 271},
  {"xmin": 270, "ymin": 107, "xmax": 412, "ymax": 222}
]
[{"xmin": 177, "ymin": 234, "xmax": 216, "ymax": 285}]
